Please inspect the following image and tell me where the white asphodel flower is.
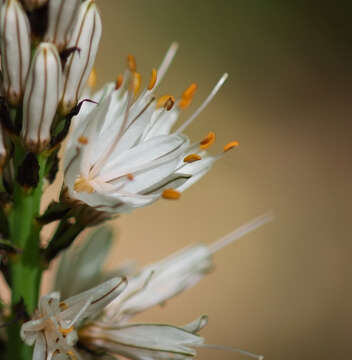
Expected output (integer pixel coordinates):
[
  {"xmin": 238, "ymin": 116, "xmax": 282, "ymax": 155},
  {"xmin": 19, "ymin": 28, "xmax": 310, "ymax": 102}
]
[
  {"xmin": 0, "ymin": 0, "xmax": 31, "ymax": 106},
  {"xmin": 20, "ymin": 277, "xmax": 127, "ymax": 360},
  {"xmin": 55, "ymin": 215, "xmax": 272, "ymax": 360},
  {"xmin": 63, "ymin": 44, "xmax": 239, "ymax": 214},
  {"xmin": 21, "ymin": 42, "xmax": 62, "ymax": 152},
  {"xmin": 44, "ymin": 0, "xmax": 81, "ymax": 52},
  {"xmin": 59, "ymin": 0, "xmax": 102, "ymax": 115}
]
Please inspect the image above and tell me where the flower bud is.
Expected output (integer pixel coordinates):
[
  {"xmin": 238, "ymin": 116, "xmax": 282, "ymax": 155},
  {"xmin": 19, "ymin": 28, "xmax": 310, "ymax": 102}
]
[
  {"xmin": 44, "ymin": 0, "xmax": 80, "ymax": 52},
  {"xmin": 0, "ymin": 0, "xmax": 31, "ymax": 105},
  {"xmin": 59, "ymin": 0, "xmax": 102, "ymax": 115},
  {"xmin": 22, "ymin": 0, "xmax": 47, "ymax": 11},
  {"xmin": 22, "ymin": 43, "xmax": 62, "ymax": 152}
]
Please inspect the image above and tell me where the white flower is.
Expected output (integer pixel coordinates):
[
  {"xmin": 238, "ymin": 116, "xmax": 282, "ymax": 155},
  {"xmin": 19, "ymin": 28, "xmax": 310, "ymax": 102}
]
[
  {"xmin": 54, "ymin": 215, "xmax": 272, "ymax": 359},
  {"xmin": 20, "ymin": 277, "xmax": 127, "ymax": 360},
  {"xmin": 21, "ymin": 42, "xmax": 62, "ymax": 152},
  {"xmin": 59, "ymin": 0, "xmax": 102, "ymax": 115},
  {"xmin": 44, "ymin": 0, "xmax": 81, "ymax": 52},
  {"xmin": 0, "ymin": 0, "xmax": 31, "ymax": 105},
  {"xmin": 63, "ymin": 44, "xmax": 238, "ymax": 214}
]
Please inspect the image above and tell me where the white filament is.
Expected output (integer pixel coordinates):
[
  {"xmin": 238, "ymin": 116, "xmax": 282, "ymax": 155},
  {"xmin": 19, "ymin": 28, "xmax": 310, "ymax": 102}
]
[
  {"xmin": 176, "ymin": 73, "xmax": 229, "ymax": 134},
  {"xmin": 209, "ymin": 213, "xmax": 274, "ymax": 254},
  {"xmin": 197, "ymin": 343, "xmax": 264, "ymax": 360},
  {"xmin": 155, "ymin": 42, "xmax": 179, "ymax": 88}
]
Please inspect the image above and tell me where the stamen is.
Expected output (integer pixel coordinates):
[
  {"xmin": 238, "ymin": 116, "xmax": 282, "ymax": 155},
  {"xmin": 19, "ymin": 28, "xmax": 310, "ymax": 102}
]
[
  {"xmin": 74, "ymin": 177, "xmax": 94, "ymax": 193},
  {"xmin": 223, "ymin": 140, "xmax": 239, "ymax": 152},
  {"xmin": 165, "ymin": 96, "xmax": 175, "ymax": 111},
  {"xmin": 179, "ymin": 83, "xmax": 197, "ymax": 109},
  {"xmin": 156, "ymin": 42, "xmax": 179, "ymax": 88},
  {"xmin": 184, "ymin": 154, "xmax": 202, "ymax": 163},
  {"xmin": 133, "ymin": 72, "xmax": 142, "ymax": 95},
  {"xmin": 200, "ymin": 131, "xmax": 216, "ymax": 150},
  {"xmin": 127, "ymin": 173, "xmax": 134, "ymax": 180},
  {"xmin": 88, "ymin": 68, "xmax": 97, "ymax": 88},
  {"xmin": 78, "ymin": 136, "xmax": 88, "ymax": 145},
  {"xmin": 176, "ymin": 73, "xmax": 229, "ymax": 133},
  {"xmin": 157, "ymin": 95, "xmax": 175, "ymax": 109},
  {"xmin": 197, "ymin": 344, "xmax": 264, "ymax": 360},
  {"xmin": 59, "ymin": 326, "xmax": 74, "ymax": 336},
  {"xmin": 115, "ymin": 74, "xmax": 123, "ymax": 90},
  {"xmin": 162, "ymin": 188, "xmax": 181, "ymax": 199},
  {"xmin": 148, "ymin": 68, "xmax": 157, "ymax": 90},
  {"xmin": 59, "ymin": 302, "xmax": 68, "ymax": 310},
  {"xmin": 127, "ymin": 54, "xmax": 137, "ymax": 72},
  {"xmin": 209, "ymin": 213, "xmax": 274, "ymax": 254}
]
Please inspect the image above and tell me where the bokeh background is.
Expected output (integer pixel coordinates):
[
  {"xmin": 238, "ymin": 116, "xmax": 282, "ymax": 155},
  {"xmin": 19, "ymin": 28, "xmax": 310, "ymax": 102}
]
[{"xmin": 51, "ymin": 1, "xmax": 352, "ymax": 359}]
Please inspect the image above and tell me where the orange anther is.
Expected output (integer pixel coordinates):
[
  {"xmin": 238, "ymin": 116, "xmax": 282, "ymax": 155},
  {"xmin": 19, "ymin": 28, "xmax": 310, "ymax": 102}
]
[
  {"xmin": 78, "ymin": 136, "xmax": 88, "ymax": 145},
  {"xmin": 127, "ymin": 173, "xmax": 134, "ymax": 180},
  {"xmin": 148, "ymin": 68, "xmax": 157, "ymax": 90},
  {"xmin": 115, "ymin": 74, "xmax": 123, "ymax": 90},
  {"xmin": 179, "ymin": 83, "xmax": 197, "ymax": 109},
  {"xmin": 162, "ymin": 188, "xmax": 181, "ymax": 200},
  {"xmin": 59, "ymin": 302, "xmax": 68, "ymax": 310},
  {"xmin": 200, "ymin": 131, "xmax": 216, "ymax": 150},
  {"xmin": 127, "ymin": 54, "xmax": 137, "ymax": 72},
  {"xmin": 223, "ymin": 140, "xmax": 239, "ymax": 152},
  {"xmin": 88, "ymin": 68, "xmax": 97, "ymax": 88},
  {"xmin": 59, "ymin": 326, "xmax": 74, "ymax": 336},
  {"xmin": 74, "ymin": 177, "xmax": 94, "ymax": 193},
  {"xmin": 184, "ymin": 154, "xmax": 202, "ymax": 163},
  {"xmin": 157, "ymin": 95, "xmax": 175, "ymax": 109},
  {"xmin": 133, "ymin": 72, "xmax": 142, "ymax": 95}
]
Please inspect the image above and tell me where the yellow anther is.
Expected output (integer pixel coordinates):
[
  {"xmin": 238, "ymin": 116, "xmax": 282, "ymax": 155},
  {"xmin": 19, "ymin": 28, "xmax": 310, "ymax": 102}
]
[
  {"xmin": 223, "ymin": 140, "xmax": 239, "ymax": 152},
  {"xmin": 127, "ymin": 54, "xmax": 137, "ymax": 72},
  {"xmin": 88, "ymin": 68, "xmax": 97, "ymax": 88},
  {"xmin": 115, "ymin": 74, "xmax": 123, "ymax": 90},
  {"xmin": 148, "ymin": 68, "xmax": 157, "ymax": 90},
  {"xmin": 184, "ymin": 154, "xmax": 202, "ymax": 163},
  {"xmin": 67, "ymin": 351, "xmax": 77, "ymax": 360},
  {"xmin": 78, "ymin": 136, "xmax": 88, "ymax": 145},
  {"xmin": 133, "ymin": 72, "xmax": 142, "ymax": 95},
  {"xmin": 157, "ymin": 95, "xmax": 175, "ymax": 109},
  {"xmin": 162, "ymin": 188, "xmax": 181, "ymax": 200},
  {"xmin": 74, "ymin": 177, "xmax": 94, "ymax": 193},
  {"xmin": 200, "ymin": 131, "xmax": 216, "ymax": 150},
  {"xmin": 127, "ymin": 173, "xmax": 134, "ymax": 180},
  {"xmin": 179, "ymin": 83, "xmax": 197, "ymax": 109},
  {"xmin": 59, "ymin": 326, "xmax": 74, "ymax": 336},
  {"xmin": 59, "ymin": 302, "xmax": 68, "ymax": 310}
]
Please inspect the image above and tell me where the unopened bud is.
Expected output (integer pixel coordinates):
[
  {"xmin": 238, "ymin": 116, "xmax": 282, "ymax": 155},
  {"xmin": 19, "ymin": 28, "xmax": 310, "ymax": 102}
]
[
  {"xmin": 44, "ymin": 0, "xmax": 80, "ymax": 52},
  {"xmin": 0, "ymin": 0, "xmax": 31, "ymax": 105},
  {"xmin": 22, "ymin": 0, "xmax": 47, "ymax": 11},
  {"xmin": 22, "ymin": 43, "xmax": 62, "ymax": 152},
  {"xmin": 59, "ymin": 0, "xmax": 102, "ymax": 115}
]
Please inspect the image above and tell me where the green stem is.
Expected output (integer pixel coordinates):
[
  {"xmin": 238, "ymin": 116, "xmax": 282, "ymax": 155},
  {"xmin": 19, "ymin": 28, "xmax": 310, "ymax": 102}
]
[{"xmin": 7, "ymin": 146, "xmax": 46, "ymax": 360}]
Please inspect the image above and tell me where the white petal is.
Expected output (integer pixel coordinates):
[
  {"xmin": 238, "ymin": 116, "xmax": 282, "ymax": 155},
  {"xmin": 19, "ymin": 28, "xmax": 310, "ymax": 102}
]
[{"xmin": 33, "ymin": 332, "xmax": 47, "ymax": 360}]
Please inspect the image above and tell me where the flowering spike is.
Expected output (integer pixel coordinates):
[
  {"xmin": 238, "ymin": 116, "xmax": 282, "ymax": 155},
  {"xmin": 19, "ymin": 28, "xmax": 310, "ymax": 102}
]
[
  {"xmin": 44, "ymin": 0, "xmax": 80, "ymax": 52},
  {"xmin": 60, "ymin": 0, "xmax": 102, "ymax": 115},
  {"xmin": 0, "ymin": 0, "xmax": 31, "ymax": 105},
  {"xmin": 22, "ymin": 43, "xmax": 62, "ymax": 152}
]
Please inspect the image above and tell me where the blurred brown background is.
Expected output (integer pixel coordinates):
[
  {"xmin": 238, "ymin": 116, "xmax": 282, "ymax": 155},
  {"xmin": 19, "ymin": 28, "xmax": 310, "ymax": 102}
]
[{"xmin": 54, "ymin": 1, "xmax": 352, "ymax": 359}]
